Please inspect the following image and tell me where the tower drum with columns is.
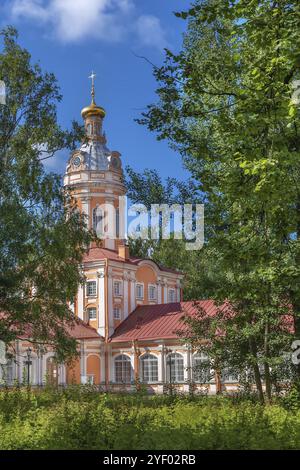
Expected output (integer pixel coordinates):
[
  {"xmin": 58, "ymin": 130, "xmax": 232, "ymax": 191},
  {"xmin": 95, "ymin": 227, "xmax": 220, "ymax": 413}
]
[{"xmin": 64, "ymin": 73, "xmax": 126, "ymax": 250}]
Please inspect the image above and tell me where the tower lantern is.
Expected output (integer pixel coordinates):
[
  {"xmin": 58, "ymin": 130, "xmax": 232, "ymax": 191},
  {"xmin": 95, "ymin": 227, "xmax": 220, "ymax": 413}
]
[{"xmin": 64, "ymin": 72, "xmax": 126, "ymax": 250}]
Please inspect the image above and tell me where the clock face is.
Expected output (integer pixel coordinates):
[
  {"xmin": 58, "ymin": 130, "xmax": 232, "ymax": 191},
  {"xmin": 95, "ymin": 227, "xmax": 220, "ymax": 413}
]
[{"xmin": 72, "ymin": 156, "xmax": 81, "ymax": 167}]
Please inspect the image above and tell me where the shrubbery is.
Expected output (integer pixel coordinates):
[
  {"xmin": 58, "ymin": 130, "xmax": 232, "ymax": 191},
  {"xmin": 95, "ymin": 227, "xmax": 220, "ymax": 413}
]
[{"xmin": 0, "ymin": 387, "xmax": 300, "ymax": 449}]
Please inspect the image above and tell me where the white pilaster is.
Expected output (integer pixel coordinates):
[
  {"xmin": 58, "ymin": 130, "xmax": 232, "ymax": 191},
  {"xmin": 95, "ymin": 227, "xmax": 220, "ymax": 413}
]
[
  {"xmin": 78, "ymin": 283, "xmax": 84, "ymax": 320},
  {"xmin": 81, "ymin": 197, "xmax": 91, "ymax": 228},
  {"xmin": 158, "ymin": 345, "xmax": 164, "ymax": 383},
  {"xmin": 158, "ymin": 282, "xmax": 162, "ymax": 304},
  {"xmin": 59, "ymin": 364, "xmax": 66, "ymax": 385},
  {"xmin": 108, "ymin": 273, "xmax": 114, "ymax": 336},
  {"xmin": 97, "ymin": 269, "xmax": 105, "ymax": 337},
  {"xmin": 163, "ymin": 284, "xmax": 168, "ymax": 304},
  {"xmin": 80, "ymin": 341, "xmax": 86, "ymax": 383},
  {"xmin": 183, "ymin": 349, "xmax": 189, "ymax": 382},
  {"xmin": 130, "ymin": 278, "xmax": 136, "ymax": 312},
  {"xmin": 124, "ymin": 277, "xmax": 129, "ymax": 319}
]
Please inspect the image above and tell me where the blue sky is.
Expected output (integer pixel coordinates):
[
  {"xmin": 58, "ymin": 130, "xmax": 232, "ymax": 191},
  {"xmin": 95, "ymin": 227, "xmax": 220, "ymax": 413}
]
[{"xmin": 1, "ymin": 0, "xmax": 191, "ymax": 180}]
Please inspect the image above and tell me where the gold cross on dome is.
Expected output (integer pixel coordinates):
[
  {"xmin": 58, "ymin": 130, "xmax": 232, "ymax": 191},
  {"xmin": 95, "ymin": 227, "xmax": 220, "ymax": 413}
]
[{"xmin": 89, "ymin": 71, "xmax": 97, "ymax": 102}]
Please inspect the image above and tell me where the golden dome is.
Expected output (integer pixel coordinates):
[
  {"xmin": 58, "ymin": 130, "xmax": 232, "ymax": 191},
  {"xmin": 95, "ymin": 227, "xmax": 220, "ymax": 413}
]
[
  {"xmin": 81, "ymin": 71, "xmax": 105, "ymax": 119},
  {"xmin": 81, "ymin": 100, "xmax": 106, "ymax": 119}
]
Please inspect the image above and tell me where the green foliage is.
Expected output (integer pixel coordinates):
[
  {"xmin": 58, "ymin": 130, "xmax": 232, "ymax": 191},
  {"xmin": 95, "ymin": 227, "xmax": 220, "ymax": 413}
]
[
  {"xmin": 0, "ymin": 27, "xmax": 93, "ymax": 359},
  {"xmin": 135, "ymin": 0, "xmax": 300, "ymax": 401},
  {"xmin": 0, "ymin": 388, "xmax": 300, "ymax": 449}
]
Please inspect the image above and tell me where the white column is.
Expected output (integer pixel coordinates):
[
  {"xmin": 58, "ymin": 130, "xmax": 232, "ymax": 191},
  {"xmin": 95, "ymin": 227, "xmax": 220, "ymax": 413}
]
[
  {"xmin": 81, "ymin": 197, "xmax": 91, "ymax": 228},
  {"xmin": 97, "ymin": 269, "xmax": 105, "ymax": 337},
  {"xmin": 80, "ymin": 341, "xmax": 86, "ymax": 383},
  {"xmin": 40, "ymin": 353, "xmax": 44, "ymax": 385},
  {"xmin": 176, "ymin": 286, "xmax": 181, "ymax": 302},
  {"xmin": 164, "ymin": 284, "xmax": 168, "ymax": 304},
  {"xmin": 108, "ymin": 274, "xmax": 114, "ymax": 336},
  {"xmin": 158, "ymin": 346, "xmax": 164, "ymax": 382},
  {"xmin": 158, "ymin": 282, "xmax": 162, "ymax": 304},
  {"xmin": 130, "ymin": 350, "xmax": 135, "ymax": 384},
  {"xmin": 77, "ymin": 283, "xmax": 84, "ymax": 320},
  {"xmin": 15, "ymin": 340, "xmax": 21, "ymax": 384},
  {"xmin": 124, "ymin": 277, "xmax": 129, "ymax": 319},
  {"xmin": 59, "ymin": 364, "xmax": 66, "ymax": 385},
  {"xmin": 130, "ymin": 278, "xmax": 136, "ymax": 312},
  {"xmin": 36, "ymin": 354, "xmax": 40, "ymax": 385},
  {"xmin": 183, "ymin": 349, "xmax": 189, "ymax": 382}
]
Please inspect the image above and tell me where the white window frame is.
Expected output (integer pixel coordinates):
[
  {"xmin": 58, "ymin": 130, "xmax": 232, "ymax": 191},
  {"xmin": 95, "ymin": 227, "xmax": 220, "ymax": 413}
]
[
  {"xmin": 148, "ymin": 284, "xmax": 157, "ymax": 301},
  {"xmin": 140, "ymin": 354, "xmax": 159, "ymax": 384},
  {"xmin": 168, "ymin": 288, "xmax": 176, "ymax": 303},
  {"xmin": 192, "ymin": 353, "xmax": 211, "ymax": 384},
  {"xmin": 86, "ymin": 281, "xmax": 97, "ymax": 297},
  {"xmin": 87, "ymin": 307, "xmax": 97, "ymax": 320},
  {"xmin": 167, "ymin": 353, "xmax": 184, "ymax": 383},
  {"xmin": 113, "ymin": 306, "xmax": 121, "ymax": 320},
  {"xmin": 113, "ymin": 280, "xmax": 122, "ymax": 297},
  {"xmin": 114, "ymin": 354, "xmax": 132, "ymax": 384},
  {"xmin": 136, "ymin": 283, "xmax": 144, "ymax": 300}
]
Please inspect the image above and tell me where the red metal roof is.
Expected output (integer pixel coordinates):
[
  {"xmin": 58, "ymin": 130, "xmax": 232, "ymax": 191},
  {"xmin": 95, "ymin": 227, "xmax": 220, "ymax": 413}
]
[
  {"xmin": 83, "ymin": 247, "xmax": 182, "ymax": 274},
  {"xmin": 109, "ymin": 300, "xmax": 220, "ymax": 343},
  {"xmin": 66, "ymin": 318, "xmax": 102, "ymax": 340},
  {"xmin": 0, "ymin": 313, "xmax": 101, "ymax": 341}
]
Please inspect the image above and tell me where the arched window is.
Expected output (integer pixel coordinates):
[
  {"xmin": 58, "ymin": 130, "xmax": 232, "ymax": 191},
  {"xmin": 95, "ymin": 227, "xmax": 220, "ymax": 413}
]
[
  {"xmin": 86, "ymin": 123, "xmax": 92, "ymax": 135},
  {"xmin": 193, "ymin": 353, "xmax": 211, "ymax": 383},
  {"xmin": 140, "ymin": 354, "xmax": 158, "ymax": 383},
  {"xmin": 92, "ymin": 206, "xmax": 103, "ymax": 237},
  {"xmin": 114, "ymin": 354, "xmax": 132, "ymax": 384},
  {"xmin": 167, "ymin": 353, "xmax": 184, "ymax": 383}
]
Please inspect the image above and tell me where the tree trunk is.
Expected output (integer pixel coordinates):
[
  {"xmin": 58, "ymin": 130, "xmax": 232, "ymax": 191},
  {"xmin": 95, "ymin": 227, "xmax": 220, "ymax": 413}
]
[
  {"xmin": 249, "ymin": 339, "xmax": 265, "ymax": 404},
  {"xmin": 264, "ymin": 362, "xmax": 272, "ymax": 403},
  {"xmin": 264, "ymin": 322, "xmax": 272, "ymax": 403}
]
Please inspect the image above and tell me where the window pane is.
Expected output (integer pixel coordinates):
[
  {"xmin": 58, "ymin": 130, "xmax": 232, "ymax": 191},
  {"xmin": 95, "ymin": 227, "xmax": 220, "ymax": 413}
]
[
  {"xmin": 167, "ymin": 353, "xmax": 184, "ymax": 383},
  {"xmin": 141, "ymin": 354, "xmax": 158, "ymax": 383},
  {"xmin": 88, "ymin": 308, "xmax": 97, "ymax": 320},
  {"xmin": 193, "ymin": 354, "xmax": 211, "ymax": 383},
  {"xmin": 113, "ymin": 307, "xmax": 121, "ymax": 320},
  {"xmin": 136, "ymin": 284, "xmax": 143, "ymax": 299},
  {"xmin": 115, "ymin": 355, "xmax": 132, "ymax": 383},
  {"xmin": 149, "ymin": 286, "xmax": 156, "ymax": 300},
  {"xmin": 87, "ymin": 281, "xmax": 96, "ymax": 297},
  {"xmin": 168, "ymin": 289, "xmax": 176, "ymax": 302},
  {"xmin": 114, "ymin": 281, "xmax": 121, "ymax": 296},
  {"xmin": 221, "ymin": 367, "xmax": 239, "ymax": 383}
]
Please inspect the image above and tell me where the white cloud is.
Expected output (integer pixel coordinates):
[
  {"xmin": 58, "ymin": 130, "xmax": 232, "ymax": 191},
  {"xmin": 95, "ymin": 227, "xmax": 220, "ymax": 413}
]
[
  {"xmin": 10, "ymin": 0, "xmax": 134, "ymax": 43},
  {"xmin": 7, "ymin": 0, "xmax": 168, "ymax": 49},
  {"xmin": 134, "ymin": 15, "xmax": 168, "ymax": 50}
]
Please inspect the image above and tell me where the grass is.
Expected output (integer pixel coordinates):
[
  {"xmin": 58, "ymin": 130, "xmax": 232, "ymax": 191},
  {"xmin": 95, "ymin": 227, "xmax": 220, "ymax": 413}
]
[{"xmin": 0, "ymin": 385, "xmax": 299, "ymax": 449}]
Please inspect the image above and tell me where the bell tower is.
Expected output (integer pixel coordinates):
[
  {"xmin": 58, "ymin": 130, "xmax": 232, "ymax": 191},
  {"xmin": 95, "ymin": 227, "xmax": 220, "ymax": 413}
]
[{"xmin": 64, "ymin": 73, "xmax": 126, "ymax": 250}]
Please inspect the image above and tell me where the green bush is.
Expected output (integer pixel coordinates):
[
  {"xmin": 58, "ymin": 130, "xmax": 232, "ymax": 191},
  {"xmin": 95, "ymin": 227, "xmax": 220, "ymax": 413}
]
[{"xmin": 0, "ymin": 387, "xmax": 300, "ymax": 449}]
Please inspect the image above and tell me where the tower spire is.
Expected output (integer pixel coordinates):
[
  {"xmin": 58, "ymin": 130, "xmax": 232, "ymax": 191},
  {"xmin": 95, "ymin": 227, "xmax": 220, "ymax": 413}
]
[{"xmin": 89, "ymin": 71, "xmax": 96, "ymax": 104}]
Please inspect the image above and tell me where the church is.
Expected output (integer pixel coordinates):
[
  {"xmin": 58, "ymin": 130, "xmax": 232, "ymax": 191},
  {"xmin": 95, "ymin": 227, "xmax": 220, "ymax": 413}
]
[{"xmin": 0, "ymin": 80, "xmax": 238, "ymax": 394}]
